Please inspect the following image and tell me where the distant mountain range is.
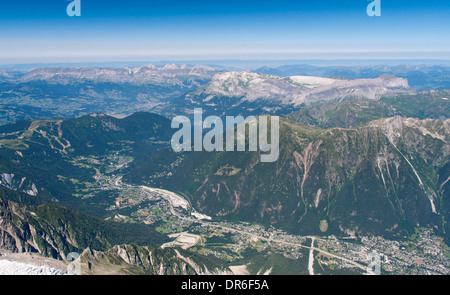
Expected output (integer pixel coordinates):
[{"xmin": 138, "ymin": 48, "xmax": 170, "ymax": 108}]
[
  {"xmin": 18, "ymin": 64, "xmax": 217, "ymax": 85},
  {"xmin": 158, "ymin": 71, "xmax": 411, "ymax": 118},
  {"xmin": 255, "ymin": 64, "xmax": 450, "ymax": 90}
]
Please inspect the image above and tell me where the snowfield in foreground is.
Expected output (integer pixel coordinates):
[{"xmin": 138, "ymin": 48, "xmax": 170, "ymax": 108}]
[{"xmin": 0, "ymin": 259, "xmax": 66, "ymax": 275}]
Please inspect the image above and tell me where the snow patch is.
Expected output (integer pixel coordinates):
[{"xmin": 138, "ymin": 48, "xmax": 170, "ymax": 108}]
[{"xmin": 0, "ymin": 260, "xmax": 65, "ymax": 275}]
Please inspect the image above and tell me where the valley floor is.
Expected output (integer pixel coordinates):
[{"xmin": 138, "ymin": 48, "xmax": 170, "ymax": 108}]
[{"xmin": 98, "ymin": 175, "xmax": 450, "ymax": 275}]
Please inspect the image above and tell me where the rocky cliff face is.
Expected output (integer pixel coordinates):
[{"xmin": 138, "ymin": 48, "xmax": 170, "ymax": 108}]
[
  {"xmin": 0, "ymin": 199, "xmax": 45, "ymax": 255},
  {"xmin": 0, "ymin": 196, "xmax": 169, "ymax": 260},
  {"xmin": 80, "ymin": 244, "xmax": 231, "ymax": 275},
  {"xmin": 0, "ymin": 198, "xmax": 104, "ymax": 260}
]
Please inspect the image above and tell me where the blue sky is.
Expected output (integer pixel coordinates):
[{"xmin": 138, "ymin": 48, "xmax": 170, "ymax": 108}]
[{"xmin": 0, "ymin": 0, "xmax": 449, "ymax": 64}]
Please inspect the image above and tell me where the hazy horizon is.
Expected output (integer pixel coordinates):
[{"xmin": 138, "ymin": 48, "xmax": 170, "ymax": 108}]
[{"xmin": 1, "ymin": 0, "xmax": 449, "ymax": 64}]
